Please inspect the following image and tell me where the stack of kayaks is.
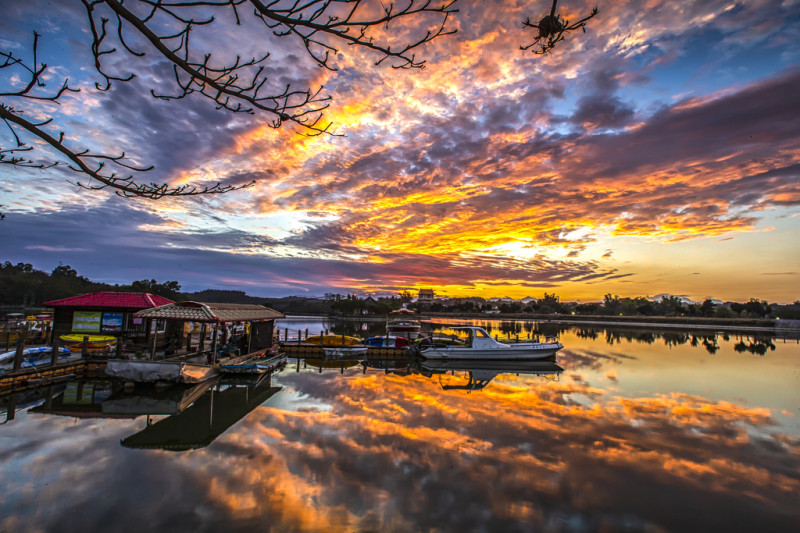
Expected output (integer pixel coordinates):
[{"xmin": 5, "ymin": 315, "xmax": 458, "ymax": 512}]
[{"xmin": 59, "ymin": 334, "xmax": 117, "ymax": 352}]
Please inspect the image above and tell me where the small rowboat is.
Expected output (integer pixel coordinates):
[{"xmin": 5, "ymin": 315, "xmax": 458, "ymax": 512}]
[{"xmin": 60, "ymin": 334, "xmax": 117, "ymax": 352}]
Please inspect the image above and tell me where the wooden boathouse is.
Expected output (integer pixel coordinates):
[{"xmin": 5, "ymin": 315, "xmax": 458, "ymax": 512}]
[{"xmin": 133, "ymin": 301, "xmax": 285, "ymax": 360}]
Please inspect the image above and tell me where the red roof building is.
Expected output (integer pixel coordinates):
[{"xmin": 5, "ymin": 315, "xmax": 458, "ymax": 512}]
[
  {"xmin": 45, "ymin": 292, "xmax": 176, "ymax": 347},
  {"xmin": 44, "ymin": 292, "xmax": 174, "ymax": 309}
]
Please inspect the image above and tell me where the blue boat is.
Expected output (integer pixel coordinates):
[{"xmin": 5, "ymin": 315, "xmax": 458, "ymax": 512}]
[
  {"xmin": 366, "ymin": 336, "xmax": 410, "ymax": 348},
  {"xmin": 0, "ymin": 346, "xmax": 74, "ymax": 371}
]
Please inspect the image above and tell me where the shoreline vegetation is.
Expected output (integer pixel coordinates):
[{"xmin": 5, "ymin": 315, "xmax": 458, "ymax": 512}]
[
  {"xmin": 2, "ymin": 261, "xmax": 798, "ymax": 331},
  {"xmin": 286, "ymin": 313, "xmax": 794, "ymax": 332},
  {"xmin": 423, "ymin": 313, "xmax": 789, "ymax": 332}
]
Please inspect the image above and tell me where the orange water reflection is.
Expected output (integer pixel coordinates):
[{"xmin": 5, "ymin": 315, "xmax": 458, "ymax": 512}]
[{"xmin": 1, "ymin": 327, "xmax": 799, "ymax": 532}]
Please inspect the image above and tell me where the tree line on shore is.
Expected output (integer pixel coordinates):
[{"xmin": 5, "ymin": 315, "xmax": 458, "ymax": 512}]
[
  {"xmin": 1, "ymin": 261, "xmax": 798, "ymax": 319},
  {"xmin": 421, "ymin": 292, "xmax": 793, "ymax": 320}
]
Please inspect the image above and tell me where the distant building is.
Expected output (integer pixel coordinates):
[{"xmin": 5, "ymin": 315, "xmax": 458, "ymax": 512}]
[
  {"xmin": 648, "ymin": 293, "xmax": 697, "ymax": 305},
  {"xmin": 418, "ymin": 289, "xmax": 435, "ymax": 303}
]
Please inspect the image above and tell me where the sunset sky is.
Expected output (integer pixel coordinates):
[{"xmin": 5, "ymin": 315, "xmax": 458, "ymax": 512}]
[{"xmin": 1, "ymin": 0, "xmax": 798, "ymax": 302}]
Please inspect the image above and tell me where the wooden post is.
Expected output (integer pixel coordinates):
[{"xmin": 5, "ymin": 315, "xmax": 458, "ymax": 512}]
[
  {"xmin": 6, "ymin": 394, "xmax": 15, "ymax": 421},
  {"xmin": 211, "ymin": 325, "xmax": 218, "ymax": 363},
  {"xmin": 284, "ymin": 328, "xmax": 288, "ymax": 342},
  {"xmin": 246, "ymin": 322, "xmax": 252, "ymax": 355},
  {"xmin": 320, "ymin": 331, "xmax": 324, "ymax": 346},
  {"xmin": 45, "ymin": 385, "xmax": 54, "ymax": 410},
  {"xmin": 12, "ymin": 337, "xmax": 24, "ymax": 372},
  {"xmin": 199, "ymin": 324, "xmax": 206, "ymax": 352},
  {"xmin": 82, "ymin": 336, "xmax": 89, "ymax": 358},
  {"xmin": 117, "ymin": 337, "xmax": 124, "ymax": 358},
  {"xmin": 51, "ymin": 336, "xmax": 61, "ymax": 366},
  {"xmin": 186, "ymin": 325, "xmax": 192, "ymax": 353},
  {"xmin": 150, "ymin": 330, "xmax": 158, "ymax": 360}
]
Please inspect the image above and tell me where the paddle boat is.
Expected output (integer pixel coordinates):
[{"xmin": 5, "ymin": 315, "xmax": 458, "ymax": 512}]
[{"xmin": 415, "ymin": 326, "xmax": 563, "ymax": 360}]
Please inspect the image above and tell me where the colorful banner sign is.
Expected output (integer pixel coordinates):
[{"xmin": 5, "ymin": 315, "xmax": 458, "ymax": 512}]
[
  {"xmin": 101, "ymin": 312, "xmax": 124, "ymax": 332},
  {"xmin": 72, "ymin": 311, "xmax": 101, "ymax": 333}
]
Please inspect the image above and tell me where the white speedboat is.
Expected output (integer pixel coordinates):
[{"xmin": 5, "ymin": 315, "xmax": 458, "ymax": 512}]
[{"xmin": 416, "ymin": 327, "xmax": 562, "ymax": 360}]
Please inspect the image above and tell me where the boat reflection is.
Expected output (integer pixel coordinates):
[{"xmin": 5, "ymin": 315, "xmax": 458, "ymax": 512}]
[{"xmin": 418, "ymin": 359, "xmax": 563, "ymax": 391}]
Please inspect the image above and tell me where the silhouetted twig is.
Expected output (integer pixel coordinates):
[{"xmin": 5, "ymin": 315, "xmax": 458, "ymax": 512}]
[{"xmin": 521, "ymin": 0, "xmax": 597, "ymax": 54}]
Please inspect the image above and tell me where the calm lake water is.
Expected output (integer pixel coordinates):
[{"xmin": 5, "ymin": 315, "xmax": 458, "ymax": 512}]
[{"xmin": 1, "ymin": 316, "xmax": 798, "ymax": 532}]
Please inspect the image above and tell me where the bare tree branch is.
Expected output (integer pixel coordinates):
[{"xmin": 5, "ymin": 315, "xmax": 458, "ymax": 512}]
[
  {"xmin": 85, "ymin": 0, "xmax": 459, "ymax": 135},
  {"xmin": 521, "ymin": 0, "xmax": 598, "ymax": 55},
  {"xmin": 0, "ymin": 33, "xmax": 253, "ymax": 199},
  {"xmin": 2, "ymin": 1, "xmax": 458, "ymax": 201},
  {"xmin": 0, "ymin": 103, "xmax": 254, "ymax": 198},
  {"xmin": 249, "ymin": 0, "xmax": 458, "ymax": 70}
]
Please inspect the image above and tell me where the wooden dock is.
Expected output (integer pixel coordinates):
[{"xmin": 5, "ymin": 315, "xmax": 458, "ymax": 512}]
[
  {"xmin": 0, "ymin": 359, "xmax": 107, "ymax": 394},
  {"xmin": 1, "ymin": 344, "xmax": 408, "ymax": 394}
]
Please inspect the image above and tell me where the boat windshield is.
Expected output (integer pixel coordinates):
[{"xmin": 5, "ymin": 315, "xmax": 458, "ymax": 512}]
[{"xmin": 473, "ymin": 329, "xmax": 491, "ymax": 338}]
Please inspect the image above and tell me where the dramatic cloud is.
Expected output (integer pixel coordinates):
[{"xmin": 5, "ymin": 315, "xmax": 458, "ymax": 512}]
[{"xmin": 2, "ymin": 0, "xmax": 798, "ymax": 300}]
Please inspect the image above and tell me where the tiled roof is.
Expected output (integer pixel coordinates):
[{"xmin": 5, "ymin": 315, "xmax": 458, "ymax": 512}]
[
  {"xmin": 43, "ymin": 292, "xmax": 174, "ymax": 309},
  {"xmin": 134, "ymin": 301, "xmax": 285, "ymax": 323}
]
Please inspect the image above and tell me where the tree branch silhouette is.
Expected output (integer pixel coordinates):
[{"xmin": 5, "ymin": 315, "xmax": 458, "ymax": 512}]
[
  {"xmin": 0, "ymin": 32, "xmax": 254, "ymax": 199},
  {"xmin": 1, "ymin": 1, "xmax": 459, "ymax": 199},
  {"xmin": 85, "ymin": 0, "xmax": 458, "ymax": 135}
]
